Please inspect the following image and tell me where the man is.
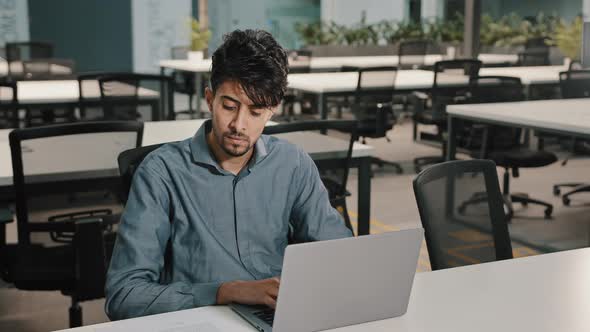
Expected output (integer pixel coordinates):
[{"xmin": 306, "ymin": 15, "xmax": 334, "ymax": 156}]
[{"xmin": 105, "ymin": 29, "xmax": 352, "ymax": 320}]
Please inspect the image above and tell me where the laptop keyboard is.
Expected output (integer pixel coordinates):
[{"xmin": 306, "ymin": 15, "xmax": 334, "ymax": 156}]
[{"xmin": 253, "ymin": 308, "xmax": 275, "ymax": 325}]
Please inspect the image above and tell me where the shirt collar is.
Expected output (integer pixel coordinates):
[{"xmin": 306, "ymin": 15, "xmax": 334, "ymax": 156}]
[{"xmin": 190, "ymin": 120, "xmax": 269, "ymax": 175}]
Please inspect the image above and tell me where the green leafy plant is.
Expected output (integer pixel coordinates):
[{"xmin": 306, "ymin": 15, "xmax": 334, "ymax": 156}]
[
  {"xmin": 426, "ymin": 13, "xmax": 464, "ymax": 43},
  {"xmin": 551, "ymin": 16, "xmax": 583, "ymax": 60},
  {"xmin": 190, "ymin": 17, "xmax": 212, "ymax": 51},
  {"xmin": 480, "ymin": 12, "xmax": 558, "ymax": 47},
  {"xmin": 294, "ymin": 21, "xmax": 339, "ymax": 46}
]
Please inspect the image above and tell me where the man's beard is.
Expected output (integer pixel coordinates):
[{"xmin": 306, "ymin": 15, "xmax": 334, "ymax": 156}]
[{"xmin": 220, "ymin": 131, "xmax": 252, "ymax": 157}]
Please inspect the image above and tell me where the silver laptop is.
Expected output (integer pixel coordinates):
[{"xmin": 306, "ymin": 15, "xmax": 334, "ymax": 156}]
[{"xmin": 230, "ymin": 228, "xmax": 423, "ymax": 332}]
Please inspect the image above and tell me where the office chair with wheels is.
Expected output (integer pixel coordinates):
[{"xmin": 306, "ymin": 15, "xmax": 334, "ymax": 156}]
[
  {"xmin": 118, "ymin": 143, "xmax": 167, "ymax": 202},
  {"xmin": 263, "ymin": 120, "xmax": 358, "ymax": 234},
  {"xmin": 412, "ymin": 59, "xmax": 482, "ymax": 172},
  {"xmin": 398, "ymin": 39, "xmax": 432, "ymax": 70},
  {"xmin": 463, "ymin": 76, "xmax": 557, "ymax": 220},
  {"xmin": 170, "ymin": 46, "xmax": 200, "ymax": 119},
  {"xmin": 5, "ymin": 41, "xmax": 54, "ymax": 80},
  {"xmin": 350, "ymin": 66, "xmax": 403, "ymax": 173},
  {"xmin": 98, "ymin": 73, "xmax": 175, "ymax": 121},
  {"xmin": 552, "ymin": 69, "xmax": 590, "ymax": 205},
  {"xmin": 2, "ymin": 121, "xmax": 143, "ymax": 328},
  {"xmin": 413, "ymin": 159, "xmax": 513, "ymax": 270}
]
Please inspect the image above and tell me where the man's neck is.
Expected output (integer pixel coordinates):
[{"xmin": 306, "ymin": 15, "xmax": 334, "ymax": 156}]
[{"xmin": 206, "ymin": 131, "xmax": 253, "ymax": 175}]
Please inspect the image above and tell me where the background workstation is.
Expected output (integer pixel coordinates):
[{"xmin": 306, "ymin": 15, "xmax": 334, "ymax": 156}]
[{"xmin": 1, "ymin": 0, "xmax": 590, "ymax": 331}]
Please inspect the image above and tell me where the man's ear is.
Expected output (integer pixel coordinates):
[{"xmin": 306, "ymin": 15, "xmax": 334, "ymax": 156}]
[{"xmin": 205, "ymin": 87, "xmax": 214, "ymax": 112}]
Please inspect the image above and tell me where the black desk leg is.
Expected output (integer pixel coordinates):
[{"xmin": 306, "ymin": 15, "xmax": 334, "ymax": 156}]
[
  {"xmin": 446, "ymin": 115, "xmax": 457, "ymax": 161},
  {"xmin": 357, "ymin": 156, "xmax": 371, "ymax": 236}
]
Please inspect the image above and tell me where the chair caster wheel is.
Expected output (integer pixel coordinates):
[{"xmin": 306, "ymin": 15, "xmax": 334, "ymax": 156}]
[
  {"xmin": 553, "ymin": 187, "xmax": 560, "ymax": 196},
  {"xmin": 544, "ymin": 207, "xmax": 553, "ymax": 219},
  {"xmin": 563, "ymin": 197, "xmax": 570, "ymax": 206}
]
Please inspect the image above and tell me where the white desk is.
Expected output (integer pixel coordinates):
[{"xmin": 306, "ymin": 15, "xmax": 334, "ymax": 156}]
[
  {"xmin": 159, "ymin": 54, "xmax": 520, "ymax": 116},
  {"xmin": 446, "ymin": 98, "xmax": 590, "ymax": 160},
  {"xmin": 57, "ymin": 247, "xmax": 590, "ymax": 332},
  {"xmin": 288, "ymin": 65, "xmax": 567, "ymax": 119},
  {"xmin": 0, "ymin": 119, "xmax": 375, "ymax": 235},
  {"xmin": 0, "ymin": 60, "xmax": 73, "ymax": 77}
]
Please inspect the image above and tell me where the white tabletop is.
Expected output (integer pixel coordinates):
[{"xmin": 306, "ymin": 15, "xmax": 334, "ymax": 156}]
[
  {"xmin": 287, "ymin": 65, "xmax": 567, "ymax": 94},
  {"xmin": 159, "ymin": 54, "xmax": 519, "ymax": 73},
  {"xmin": 447, "ymin": 98, "xmax": 590, "ymax": 138},
  {"xmin": 0, "ymin": 60, "xmax": 73, "ymax": 76},
  {"xmin": 0, "ymin": 79, "xmax": 159, "ymax": 105},
  {"xmin": 0, "ymin": 119, "xmax": 373, "ymax": 187},
  {"xmin": 57, "ymin": 247, "xmax": 590, "ymax": 332}
]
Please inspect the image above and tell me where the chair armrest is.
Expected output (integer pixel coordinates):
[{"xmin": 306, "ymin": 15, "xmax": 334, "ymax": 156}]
[{"xmin": 73, "ymin": 217, "xmax": 107, "ymax": 301}]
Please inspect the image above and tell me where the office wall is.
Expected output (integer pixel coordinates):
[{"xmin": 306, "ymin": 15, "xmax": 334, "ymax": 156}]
[
  {"xmin": 0, "ymin": 0, "xmax": 30, "ymax": 48},
  {"xmin": 321, "ymin": 0, "xmax": 405, "ymax": 26},
  {"xmin": 484, "ymin": 0, "xmax": 583, "ymax": 21},
  {"xmin": 208, "ymin": 0, "xmax": 318, "ymax": 51},
  {"xmin": 131, "ymin": 0, "xmax": 191, "ymax": 73},
  {"xmin": 28, "ymin": 0, "xmax": 133, "ymax": 72}
]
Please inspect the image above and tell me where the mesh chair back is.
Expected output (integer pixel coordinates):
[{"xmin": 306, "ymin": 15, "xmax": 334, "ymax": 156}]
[
  {"xmin": 0, "ymin": 81, "xmax": 18, "ymax": 128},
  {"xmin": 6, "ymin": 42, "xmax": 53, "ymax": 62},
  {"xmin": 263, "ymin": 120, "xmax": 358, "ymax": 231},
  {"xmin": 518, "ymin": 37, "xmax": 550, "ymax": 66},
  {"xmin": 351, "ymin": 66, "xmax": 397, "ymax": 137},
  {"xmin": 9, "ymin": 121, "xmax": 143, "ymax": 246},
  {"xmin": 464, "ymin": 76, "xmax": 525, "ymax": 151},
  {"xmin": 22, "ymin": 59, "xmax": 52, "ymax": 80},
  {"xmin": 432, "ymin": 59, "xmax": 482, "ymax": 105},
  {"xmin": 288, "ymin": 49, "xmax": 312, "ymax": 73},
  {"xmin": 398, "ymin": 39, "xmax": 430, "ymax": 69},
  {"xmin": 98, "ymin": 73, "xmax": 174, "ymax": 121},
  {"xmin": 118, "ymin": 143, "xmax": 166, "ymax": 202},
  {"xmin": 559, "ymin": 70, "xmax": 590, "ymax": 98},
  {"xmin": 413, "ymin": 159, "xmax": 513, "ymax": 270}
]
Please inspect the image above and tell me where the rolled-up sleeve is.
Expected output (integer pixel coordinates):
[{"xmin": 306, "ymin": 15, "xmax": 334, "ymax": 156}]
[
  {"xmin": 105, "ymin": 164, "xmax": 221, "ymax": 320},
  {"xmin": 289, "ymin": 149, "xmax": 353, "ymax": 242}
]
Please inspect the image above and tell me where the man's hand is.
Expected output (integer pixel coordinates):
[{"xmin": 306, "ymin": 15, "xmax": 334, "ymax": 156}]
[{"xmin": 216, "ymin": 277, "xmax": 280, "ymax": 308}]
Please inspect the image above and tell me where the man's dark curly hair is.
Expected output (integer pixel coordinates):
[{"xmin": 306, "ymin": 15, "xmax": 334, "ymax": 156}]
[{"xmin": 210, "ymin": 29, "xmax": 288, "ymax": 108}]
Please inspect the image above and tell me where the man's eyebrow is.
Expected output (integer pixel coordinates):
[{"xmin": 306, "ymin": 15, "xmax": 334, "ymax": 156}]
[{"xmin": 221, "ymin": 95, "xmax": 267, "ymax": 110}]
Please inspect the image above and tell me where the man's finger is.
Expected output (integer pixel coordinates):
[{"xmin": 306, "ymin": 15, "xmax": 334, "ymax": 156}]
[{"xmin": 264, "ymin": 295, "xmax": 277, "ymax": 309}]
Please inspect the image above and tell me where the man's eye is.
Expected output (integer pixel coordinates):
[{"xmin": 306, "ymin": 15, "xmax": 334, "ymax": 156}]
[
  {"xmin": 250, "ymin": 111, "xmax": 262, "ymax": 117},
  {"xmin": 223, "ymin": 105, "xmax": 237, "ymax": 111}
]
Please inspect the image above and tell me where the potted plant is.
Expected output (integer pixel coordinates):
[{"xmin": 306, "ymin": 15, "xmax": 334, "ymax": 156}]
[
  {"xmin": 551, "ymin": 16, "xmax": 583, "ymax": 64},
  {"xmin": 188, "ymin": 17, "xmax": 211, "ymax": 61}
]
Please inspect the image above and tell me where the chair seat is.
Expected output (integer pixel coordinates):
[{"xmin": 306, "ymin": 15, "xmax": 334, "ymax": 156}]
[{"xmin": 489, "ymin": 148, "xmax": 557, "ymax": 168}]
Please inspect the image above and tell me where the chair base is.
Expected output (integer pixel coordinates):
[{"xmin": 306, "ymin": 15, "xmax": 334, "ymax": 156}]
[
  {"xmin": 69, "ymin": 299, "xmax": 82, "ymax": 328},
  {"xmin": 503, "ymin": 193, "xmax": 553, "ymax": 221},
  {"xmin": 371, "ymin": 157, "xmax": 403, "ymax": 174},
  {"xmin": 554, "ymin": 183, "xmax": 590, "ymax": 206}
]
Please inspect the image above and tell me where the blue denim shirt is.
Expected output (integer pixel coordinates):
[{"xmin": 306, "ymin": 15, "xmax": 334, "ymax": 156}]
[{"xmin": 105, "ymin": 120, "xmax": 352, "ymax": 320}]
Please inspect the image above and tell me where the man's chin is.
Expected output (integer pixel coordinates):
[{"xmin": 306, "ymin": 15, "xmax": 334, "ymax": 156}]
[{"xmin": 222, "ymin": 143, "xmax": 250, "ymax": 157}]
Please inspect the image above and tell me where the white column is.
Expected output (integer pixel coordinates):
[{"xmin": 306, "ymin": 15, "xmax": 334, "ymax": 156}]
[
  {"xmin": 0, "ymin": 1, "xmax": 29, "ymax": 46},
  {"xmin": 421, "ymin": 0, "xmax": 442, "ymax": 22},
  {"xmin": 583, "ymin": 0, "xmax": 590, "ymax": 21},
  {"xmin": 131, "ymin": 0, "xmax": 191, "ymax": 73}
]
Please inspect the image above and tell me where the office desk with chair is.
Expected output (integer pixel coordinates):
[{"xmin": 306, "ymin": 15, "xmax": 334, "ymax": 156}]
[
  {"xmin": 446, "ymin": 98, "xmax": 590, "ymax": 161},
  {"xmin": 287, "ymin": 65, "xmax": 567, "ymax": 120},
  {"xmin": 56, "ymin": 247, "xmax": 590, "ymax": 332},
  {"xmin": 158, "ymin": 54, "xmax": 520, "ymax": 117},
  {"xmin": 0, "ymin": 119, "xmax": 375, "ymax": 235}
]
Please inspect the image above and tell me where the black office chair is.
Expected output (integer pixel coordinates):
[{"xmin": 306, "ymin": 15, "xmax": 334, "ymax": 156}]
[
  {"xmin": 77, "ymin": 71, "xmax": 130, "ymax": 121},
  {"xmin": 552, "ymin": 69, "xmax": 590, "ymax": 205},
  {"xmin": 98, "ymin": 73, "xmax": 175, "ymax": 121},
  {"xmin": 350, "ymin": 66, "xmax": 402, "ymax": 173},
  {"xmin": 517, "ymin": 37, "xmax": 550, "ymax": 66},
  {"xmin": 398, "ymin": 39, "xmax": 432, "ymax": 70},
  {"xmin": 464, "ymin": 76, "xmax": 557, "ymax": 220},
  {"xmin": 118, "ymin": 143, "xmax": 167, "ymax": 202},
  {"xmin": 280, "ymin": 49, "xmax": 313, "ymax": 122},
  {"xmin": 170, "ymin": 46, "xmax": 199, "ymax": 119},
  {"xmin": 263, "ymin": 120, "xmax": 358, "ymax": 234},
  {"xmin": 413, "ymin": 159, "xmax": 513, "ymax": 270},
  {"xmin": 0, "ymin": 80, "xmax": 18, "ymax": 128},
  {"xmin": 5, "ymin": 41, "xmax": 54, "ymax": 80},
  {"xmin": 2, "ymin": 121, "xmax": 143, "ymax": 328},
  {"xmin": 412, "ymin": 59, "xmax": 482, "ymax": 173}
]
